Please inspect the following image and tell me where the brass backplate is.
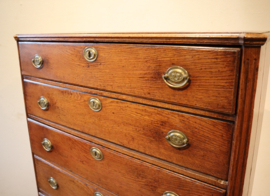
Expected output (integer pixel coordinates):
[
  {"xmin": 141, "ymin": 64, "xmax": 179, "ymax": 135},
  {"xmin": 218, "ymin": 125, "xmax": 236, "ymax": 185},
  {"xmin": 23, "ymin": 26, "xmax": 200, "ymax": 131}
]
[
  {"xmin": 90, "ymin": 147, "xmax": 103, "ymax": 161},
  {"xmin": 162, "ymin": 66, "xmax": 189, "ymax": 88},
  {"xmin": 165, "ymin": 130, "xmax": 189, "ymax": 148},
  {"xmin": 32, "ymin": 54, "xmax": 43, "ymax": 69},
  {"xmin": 94, "ymin": 192, "xmax": 104, "ymax": 196},
  {"xmin": 48, "ymin": 177, "xmax": 58, "ymax": 190},
  {"xmin": 162, "ymin": 191, "xmax": 179, "ymax": 196},
  {"xmin": 88, "ymin": 97, "xmax": 102, "ymax": 112},
  {"xmin": 83, "ymin": 47, "xmax": 98, "ymax": 62},
  {"xmin": 41, "ymin": 138, "xmax": 52, "ymax": 152},
  {"xmin": 37, "ymin": 96, "xmax": 49, "ymax": 110}
]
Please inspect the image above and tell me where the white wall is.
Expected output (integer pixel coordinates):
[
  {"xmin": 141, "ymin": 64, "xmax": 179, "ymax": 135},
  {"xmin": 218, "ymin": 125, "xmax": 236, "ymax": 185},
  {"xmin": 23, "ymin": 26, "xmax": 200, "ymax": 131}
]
[{"xmin": 0, "ymin": 1, "xmax": 269, "ymax": 195}]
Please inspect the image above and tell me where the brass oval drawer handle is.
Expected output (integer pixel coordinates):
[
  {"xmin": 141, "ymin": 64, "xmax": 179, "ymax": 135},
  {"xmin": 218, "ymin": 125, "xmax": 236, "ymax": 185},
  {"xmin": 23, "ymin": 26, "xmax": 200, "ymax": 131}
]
[
  {"xmin": 162, "ymin": 191, "xmax": 179, "ymax": 196},
  {"xmin": 162, "ymin": 66, "xmax": 189, "ymax": 88},
  {"xmin": 165, "ymin": 130, "xmax": 188, "ymax": 148},
  {"xmin": 48, "ymin": 177, "xmax": 58, "ymax": 190},
  {"xmin": 32, "ymin": 54, "xmax": 43, "ymax": 69},
  {"xmin": 41, "ymin": 138, "xmax": 52, "ymax": 152},
  {"xmin": 83, "ymin": 47, "xmax": 98, "ymax": 62},
  {"xmin": 37, "ymin": 96, "xmax": 49, "ymax": 110},
  {"xmin": 94, "ymin": 192, "xmax": 104, "ymax": 196},
  {"xmin": 88, "ymin": 97, "xmax": 102, "ymax": 112},
  {"xmin": 90, "ymin": 147, "xmax": 103, "ymax": 161}
]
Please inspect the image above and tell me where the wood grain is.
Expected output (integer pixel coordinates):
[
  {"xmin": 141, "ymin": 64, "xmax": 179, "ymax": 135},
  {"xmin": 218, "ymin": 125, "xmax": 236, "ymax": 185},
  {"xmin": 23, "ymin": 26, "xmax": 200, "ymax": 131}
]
[
  {"xmin": 24, "ymin": 76, "xmax": 236, "ymax": 121},
  {"xmin": 227, "ymin": 47, "xmax": 262, "ymax": 196},
  {"xmin": 15, "ymin": 32, "xmax": 268, "ymax": 196},
  {"xmin": 14, "ymin": 32, "xmax": 268, "ymax": 46},
  {"xmin": 29, "ymin": 115, "xmax": 228, "ymax": 189},
  {"xmin": 24, "ymin": 80, "xmax": 234, "ymax": 179},
  {"xmin": 28, "ymin": 120, "xmax": 226, "ymax": 196},
  {"xmin": 19, "ymin": 42, "xmax": 240, "ymax": 114},
  {"xmin": 34, "ymin": 155, "xmax": 116, "ymax": 196}
]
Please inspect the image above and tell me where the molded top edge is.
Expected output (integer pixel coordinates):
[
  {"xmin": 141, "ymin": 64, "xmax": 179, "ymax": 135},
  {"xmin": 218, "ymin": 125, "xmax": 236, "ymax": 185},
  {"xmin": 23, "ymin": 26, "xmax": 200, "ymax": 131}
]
[{"xmin": 14, "ymin": 32, "xmax": 268, "ymax": 46}]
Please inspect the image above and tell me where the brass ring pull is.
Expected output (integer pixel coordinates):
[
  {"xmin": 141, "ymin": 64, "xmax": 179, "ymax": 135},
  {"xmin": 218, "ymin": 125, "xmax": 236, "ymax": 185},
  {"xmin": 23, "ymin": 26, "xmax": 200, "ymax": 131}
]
[
  {"xmin": 83, "ymin": 47, "xmax": 98, "ymax": 62},
  {"xmin": 162, "ymin": 66, "xmax": 189, "ymax": 88},
  {"xmin": 94, "ymin": 192, "xmax": 104, "ymax": 196},
  {"xmin": 162, "ymin": 191, "xmax": 179, "ymax": 196},
  {"xmin": 37, "ymin": 96, "xmax": 49, "ymax": 110},
  {"xmin": 41, "ymin": 138, "xmax": 52, "ymax": 152},
  {"xmin": 165, "ymin": 130, "xmax": 189, "ymax": 148},
  {"xmin": 48, "ymin": 177, "xmax": 58, "ymax": 190},
  {"xmin": 88, "ymin": 97, "xmax": 102, "ymax": 112},
  {"xmin": 32, "ymin": 54, "xmax": 43, "ymax": 69},
  {"xmin": 90, "ymin": 147, "xmax": 103, "ymax": 161}
]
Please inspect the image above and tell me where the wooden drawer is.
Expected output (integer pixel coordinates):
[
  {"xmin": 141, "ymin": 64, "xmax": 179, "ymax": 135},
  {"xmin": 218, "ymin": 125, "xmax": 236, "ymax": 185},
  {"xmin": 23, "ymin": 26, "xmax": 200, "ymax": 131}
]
[
  {"xmin": 29, "ymin": 119, "xmax": 226, "ymax": 196},
  {"xmin": 19, "ymin": 42, "xmax": 240, "ymax": 114},
  {"xmin": 34, "ymin": 155, "xmax": 116, "ymax": 196},
  {"xmin": 16, "ymin": 32, "xmax": 269, "ymax": 196},
  {"xmin": 24, "ymin": 80, "xmax": 233, "ymax": 179}
]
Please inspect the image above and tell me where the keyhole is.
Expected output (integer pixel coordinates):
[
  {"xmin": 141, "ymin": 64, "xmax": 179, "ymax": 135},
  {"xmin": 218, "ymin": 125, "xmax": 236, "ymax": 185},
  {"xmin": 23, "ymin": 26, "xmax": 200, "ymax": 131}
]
[
  {"xmin": 91, "ymin": 147, "xmax": 103, "ymax": 160},
  {"xmin": 92, "ymin": 101, "xmax": 96, "ymax": 109},
  {"xmin": 88, "ymin": 51, "xmax": 91, "ymax": 58},
  {"xmin": 84, "ymin": 47, "xmax": 97, "ymax": 62},
  {"xmin": 89, "ymin": 98, "xmax": 101, "ymax": 111}
]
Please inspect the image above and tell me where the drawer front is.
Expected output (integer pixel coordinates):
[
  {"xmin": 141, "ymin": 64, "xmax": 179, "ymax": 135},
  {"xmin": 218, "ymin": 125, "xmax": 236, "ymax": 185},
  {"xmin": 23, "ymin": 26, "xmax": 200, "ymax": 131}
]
[
  {"xmin": 34, "ymin": 155, "xmax": 116, "ymax": 196},
  {"xmin": 29, "ymin": 120, "xmax": 226, "ymax": 196},
  {"xmin": 19, "ymin": 42, "xmax": 240, "ymax": 114},
  {"xmin": 24, "ymin": 80, "xmax": 233, "ymax": 179}
]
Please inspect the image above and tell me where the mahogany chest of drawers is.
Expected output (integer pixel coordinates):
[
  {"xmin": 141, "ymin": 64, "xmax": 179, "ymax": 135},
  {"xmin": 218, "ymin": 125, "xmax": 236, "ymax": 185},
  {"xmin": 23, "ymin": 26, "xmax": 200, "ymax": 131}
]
[{"xmin": 15, "ymin": 33, "xmax": 268, "ymax": 196}]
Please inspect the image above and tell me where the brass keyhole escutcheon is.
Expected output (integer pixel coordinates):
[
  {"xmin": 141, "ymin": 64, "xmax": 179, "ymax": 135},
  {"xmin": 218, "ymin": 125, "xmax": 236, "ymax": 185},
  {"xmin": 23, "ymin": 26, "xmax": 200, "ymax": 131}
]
[
  {"xmin": 162, "ymin": 191, "xmax": 179, "ymax": 196},
  {"xmin": 88, "ymin": 97, "xmax": 102, "ymax": 112},
  {"xmin": 90, "ymin": 147, "xmax": 103, "ymax": 161},
  {"xmin": 83, "ymin": 47, "xmax": 98, "ymax": 62},
  {"xmin": 48, "ymin": 177, "xmax": 58, "ymax": 190},
  {"xmin": 162, "ymin": 66, "xmax": 190, "ymax": 88},
  {"xmin": 41, "ymin": 138, "xmax": 53, "ymax": 152},
  {"xmin": 165, "ymin": 130, "xmax": 189, "ymax": 148},
  {"xmin": 37, "ymin": 96, "xmax": 49, "ymax": 110},
  {"xmin": 94, "ymin": 192, "xmax": 104, "ymax": 196},
  {"xmin": 32, "ymin": 54, "xmax": 43, "ymax": 69}
]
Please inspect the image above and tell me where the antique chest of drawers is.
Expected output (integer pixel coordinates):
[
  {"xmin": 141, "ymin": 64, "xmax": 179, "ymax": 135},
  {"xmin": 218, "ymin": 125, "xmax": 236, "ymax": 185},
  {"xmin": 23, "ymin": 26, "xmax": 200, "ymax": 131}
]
[{"xmin": 15, "ymin": 33, "xmax": 267, "ymax": 196}]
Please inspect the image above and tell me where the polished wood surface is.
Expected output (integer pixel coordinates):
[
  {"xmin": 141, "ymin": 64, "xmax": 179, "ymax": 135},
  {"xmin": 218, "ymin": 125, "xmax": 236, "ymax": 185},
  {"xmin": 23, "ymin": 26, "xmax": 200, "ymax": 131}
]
[
  {"xmin": 29, "ymin": 119, "xmax": 226, "ymax": 196},
  {"xmin": 24, "ymin": 76, "xmax": 235, "ymax": 121},
  {"xmin": 19, "ymin": 42, "xmax": 240, "ymax": 114},
  {"xmin": 24, "ymin": 80, "xmax": 233, "ymax": 179},
  {"xmin": 15, "ymin": 32, "xmax": 268, "ymax": 196},
  {"xmin": 29, "ymin": 115, "xmax": 228, "ymax": 189},
  {"xmin": 14, "ymin": 32, "xmax": 268, "ymax": 46},
  {"xmin": 34, "ymin": 155, "xmax": 116, "ymax": 196},
  {"xmin": 227, "ymin": 47, "xmax": 262, "ymax": 196}
]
